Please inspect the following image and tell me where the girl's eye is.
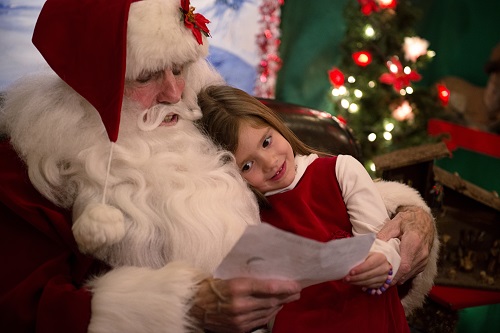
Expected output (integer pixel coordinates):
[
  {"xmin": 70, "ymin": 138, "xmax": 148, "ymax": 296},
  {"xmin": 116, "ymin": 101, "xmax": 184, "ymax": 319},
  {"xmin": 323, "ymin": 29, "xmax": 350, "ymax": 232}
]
[
  {"xmin": 262, "ymin": 136, "xmax": 271, "ymax": 148},
  {"xmin": 241, "ymin": 161, "xmax": 253, "ymax": 172}
]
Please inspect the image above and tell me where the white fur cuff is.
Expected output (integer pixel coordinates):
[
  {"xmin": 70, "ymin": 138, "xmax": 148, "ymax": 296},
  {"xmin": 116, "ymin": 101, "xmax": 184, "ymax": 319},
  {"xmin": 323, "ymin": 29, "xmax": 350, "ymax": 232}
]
[
  {"xmin": 374, "ymin": 180, "xmax": 431, "ymax": 216},
  {"xmin": 87, "ymin": 262, "xmax": 207, "ymax": 333},
  {"xmin": 374, "ymin": 180, "xmax": 439, "ymax": 315}
]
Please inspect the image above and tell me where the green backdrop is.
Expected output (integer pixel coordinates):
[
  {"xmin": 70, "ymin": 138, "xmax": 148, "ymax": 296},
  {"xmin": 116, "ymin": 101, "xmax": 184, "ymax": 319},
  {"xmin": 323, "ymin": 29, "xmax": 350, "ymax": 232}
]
[{"xmin": 276, "ymin": 0, "xmax": 349, "ymax": 114}]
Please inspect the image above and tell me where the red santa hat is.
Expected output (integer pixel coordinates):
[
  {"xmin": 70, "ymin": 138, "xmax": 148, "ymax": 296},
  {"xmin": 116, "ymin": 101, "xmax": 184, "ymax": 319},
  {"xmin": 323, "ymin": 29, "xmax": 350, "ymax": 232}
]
[{"xmin": 32, "ymin": 0, "xmax": 210, "ymax": 142}]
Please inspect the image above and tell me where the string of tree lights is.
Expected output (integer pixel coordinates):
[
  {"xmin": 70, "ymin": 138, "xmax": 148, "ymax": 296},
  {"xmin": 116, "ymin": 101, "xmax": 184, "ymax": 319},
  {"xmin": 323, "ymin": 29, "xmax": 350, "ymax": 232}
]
[{"xmin": 328, "ymin": 0, "xmax": 450, "ymax": 174}]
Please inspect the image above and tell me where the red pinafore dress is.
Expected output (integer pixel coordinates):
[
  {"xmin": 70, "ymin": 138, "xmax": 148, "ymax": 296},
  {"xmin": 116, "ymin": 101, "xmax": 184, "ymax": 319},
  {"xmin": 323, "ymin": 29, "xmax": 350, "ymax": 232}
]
[{"xmin": 260, "ymin": 157, "xmax": 410, "ymax": 333}]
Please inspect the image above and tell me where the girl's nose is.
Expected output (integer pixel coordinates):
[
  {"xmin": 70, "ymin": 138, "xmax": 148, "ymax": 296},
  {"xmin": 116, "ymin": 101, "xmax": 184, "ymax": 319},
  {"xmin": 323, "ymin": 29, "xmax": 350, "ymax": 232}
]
[{"xmin": 261, "ymin": 154, "xmax": 277, "ymax": 173}]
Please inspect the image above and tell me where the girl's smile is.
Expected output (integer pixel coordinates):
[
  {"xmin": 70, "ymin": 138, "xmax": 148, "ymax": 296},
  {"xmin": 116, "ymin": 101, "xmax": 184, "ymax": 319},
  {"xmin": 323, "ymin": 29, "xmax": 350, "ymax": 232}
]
[{"xmin": 271, "ymin": 161, "xmax": 287, "ymax": 181}]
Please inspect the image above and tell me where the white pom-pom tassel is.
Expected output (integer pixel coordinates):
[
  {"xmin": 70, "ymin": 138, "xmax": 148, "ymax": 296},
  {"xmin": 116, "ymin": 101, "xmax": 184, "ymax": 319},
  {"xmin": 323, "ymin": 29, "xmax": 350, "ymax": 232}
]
[{"xmin": 72, "ymin": 202, "xmax": 125, "ymax": 253}]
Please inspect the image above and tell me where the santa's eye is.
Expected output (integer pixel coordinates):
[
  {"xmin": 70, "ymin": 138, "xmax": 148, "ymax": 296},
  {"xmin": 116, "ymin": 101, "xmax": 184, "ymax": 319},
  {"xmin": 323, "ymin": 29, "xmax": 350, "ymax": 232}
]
[
  {"xmin": 136, "ymin": 70, "xmax": 161, "ymax": 83},
  {"xmin": 171, "ymin": 64, "xmax": 184, "ymax": 76}
]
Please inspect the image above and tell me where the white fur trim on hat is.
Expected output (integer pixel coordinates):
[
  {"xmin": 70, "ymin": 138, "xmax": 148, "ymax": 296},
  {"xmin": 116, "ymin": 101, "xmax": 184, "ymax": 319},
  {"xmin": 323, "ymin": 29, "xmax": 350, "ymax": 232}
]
[{"xmin": 126, "ymin": 0, "xmax": 210, "ymax": 80}]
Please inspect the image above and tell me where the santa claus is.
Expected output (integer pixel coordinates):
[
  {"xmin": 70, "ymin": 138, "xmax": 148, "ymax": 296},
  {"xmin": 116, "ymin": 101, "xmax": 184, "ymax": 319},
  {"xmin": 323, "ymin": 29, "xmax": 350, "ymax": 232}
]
[{"xmin": 0, "ymin": 0, "xmax": 438, "ymax": 332}]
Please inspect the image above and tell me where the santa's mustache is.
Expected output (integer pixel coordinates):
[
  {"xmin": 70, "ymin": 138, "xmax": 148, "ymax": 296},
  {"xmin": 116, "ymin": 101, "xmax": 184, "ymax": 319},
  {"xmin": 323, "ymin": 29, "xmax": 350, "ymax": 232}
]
[{"xmin": 137, "ymin": 100, "xmax": 202, "ymax": 132}]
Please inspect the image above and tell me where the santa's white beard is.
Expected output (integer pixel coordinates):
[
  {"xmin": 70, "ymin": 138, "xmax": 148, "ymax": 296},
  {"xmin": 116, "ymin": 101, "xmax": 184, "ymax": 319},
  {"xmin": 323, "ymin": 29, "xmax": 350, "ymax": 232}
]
[
  {"xmin": 3, "ymin": 72, "xmax": 259, "ymax": 273},
  {"xmin": 74, "ymin": 101, "xmax": 260, "ymax": 272}
]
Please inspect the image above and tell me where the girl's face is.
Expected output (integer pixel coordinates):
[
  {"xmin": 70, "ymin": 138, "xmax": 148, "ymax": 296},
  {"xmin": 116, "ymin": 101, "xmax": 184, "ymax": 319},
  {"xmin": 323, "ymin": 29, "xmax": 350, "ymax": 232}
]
[{"xmin": 234, "ymin": 122, "xmax": 295, "ymax": 194}]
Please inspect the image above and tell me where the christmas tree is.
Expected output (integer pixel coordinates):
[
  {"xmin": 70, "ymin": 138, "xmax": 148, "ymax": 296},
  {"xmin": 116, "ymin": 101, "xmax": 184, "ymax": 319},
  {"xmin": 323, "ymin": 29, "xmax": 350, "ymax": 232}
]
[{"xmin": 328, "ymin": 0, "xmax": 449, "ymax": 174}]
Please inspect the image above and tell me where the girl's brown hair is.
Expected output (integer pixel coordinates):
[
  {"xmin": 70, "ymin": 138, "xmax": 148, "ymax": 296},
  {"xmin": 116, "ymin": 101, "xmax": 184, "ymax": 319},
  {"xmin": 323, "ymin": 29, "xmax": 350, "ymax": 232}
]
[{"xmin": 197, "ymin": 85, "xmax": 328, "ymax": 205}]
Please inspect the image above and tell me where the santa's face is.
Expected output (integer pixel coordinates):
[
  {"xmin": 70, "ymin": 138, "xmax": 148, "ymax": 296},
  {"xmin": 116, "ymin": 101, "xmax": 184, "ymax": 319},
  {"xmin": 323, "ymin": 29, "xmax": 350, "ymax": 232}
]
[
  {"xmin": 122, "ymin": 62, "xmax": 202, "ymax": 132},
  {"xmin": 124, "ymin": 63, "xmax": 186, "ymax": 109}
]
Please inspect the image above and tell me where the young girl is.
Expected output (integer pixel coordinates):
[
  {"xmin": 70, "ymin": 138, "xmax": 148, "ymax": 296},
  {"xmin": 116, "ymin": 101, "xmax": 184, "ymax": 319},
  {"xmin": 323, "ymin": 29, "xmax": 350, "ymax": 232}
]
[{"xmin": 197, "ymin": 85, "xmax": 410, "ymax": 333}]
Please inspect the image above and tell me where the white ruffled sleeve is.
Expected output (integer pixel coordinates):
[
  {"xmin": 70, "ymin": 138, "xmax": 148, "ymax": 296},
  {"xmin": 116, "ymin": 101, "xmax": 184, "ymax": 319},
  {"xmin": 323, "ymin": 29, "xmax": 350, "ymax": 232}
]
[{"xmin": 335, "ymin": 155, "xmax": 401, "ymax": 275}]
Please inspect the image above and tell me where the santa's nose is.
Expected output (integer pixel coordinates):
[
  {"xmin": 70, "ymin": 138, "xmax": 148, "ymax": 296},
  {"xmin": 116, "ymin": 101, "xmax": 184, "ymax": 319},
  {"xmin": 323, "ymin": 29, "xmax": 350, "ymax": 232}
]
[{"xmin": 157, "ymin": 70, "xmax": 185, "ymax": 104}]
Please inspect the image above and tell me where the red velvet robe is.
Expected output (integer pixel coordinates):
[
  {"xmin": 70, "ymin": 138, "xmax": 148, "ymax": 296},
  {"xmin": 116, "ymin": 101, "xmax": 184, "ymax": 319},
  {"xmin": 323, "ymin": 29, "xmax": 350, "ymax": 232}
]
[
  {"xmin": 0, "ymin": 140, "xmax": 108, "ymax": 333},
  {"xmin": 260, "ymin": 156, "xmax": 410, "ymax": 333}
]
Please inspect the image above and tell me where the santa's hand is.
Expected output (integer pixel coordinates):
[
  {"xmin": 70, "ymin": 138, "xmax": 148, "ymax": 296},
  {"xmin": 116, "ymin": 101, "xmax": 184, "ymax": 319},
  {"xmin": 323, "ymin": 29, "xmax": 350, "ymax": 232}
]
[
  {"xmin": 72, "ymin": 203, "xmax": 125, "ymax": 253},
  {"xmin": 377, "ymin": 206, "xmax": 434, "ymax": 285},
  {"xmin": 190, "ymin": 277, "xmax": 301, "ymax": 333}
]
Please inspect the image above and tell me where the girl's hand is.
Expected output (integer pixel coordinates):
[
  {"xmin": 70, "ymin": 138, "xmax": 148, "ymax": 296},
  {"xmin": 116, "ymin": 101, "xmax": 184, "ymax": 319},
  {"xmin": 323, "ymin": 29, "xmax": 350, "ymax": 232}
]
[
  {"xmin": 190, "ymin": 277, "xmax": 301, "ymax": 333},
  {"xmin": 343, "ymin": 252, "xmax": 393, "ymax": 292}
]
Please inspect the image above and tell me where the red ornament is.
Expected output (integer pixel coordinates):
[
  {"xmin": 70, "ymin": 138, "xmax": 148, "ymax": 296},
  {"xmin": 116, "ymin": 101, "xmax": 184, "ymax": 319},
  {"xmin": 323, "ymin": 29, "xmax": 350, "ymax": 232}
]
[
  {"xmin": 180, "ymin": 0, "xmax": 210, "ymax": 45},
  {"xmin": 352, "ymin": 51, "xmax": 372, "ymax": 66},
  {"xmin": 436, "ymin": 83, "xmax": 450, "ymax": 106},
  {"xmin": 379, "ymin": 56, "xmax": 421, "ymax": 91},
  {"xmin": 328, "ymin": 67, "xmax": 345, "ymax": 87},
  {"xmin": 357, "ymin": 0, "xmax": 379, "ymax": 15}
]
